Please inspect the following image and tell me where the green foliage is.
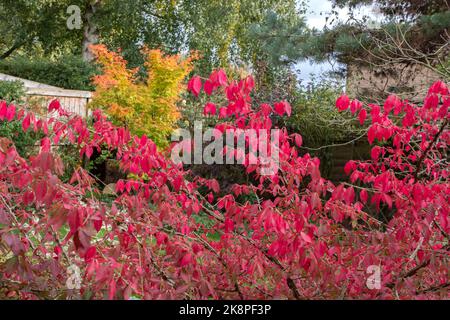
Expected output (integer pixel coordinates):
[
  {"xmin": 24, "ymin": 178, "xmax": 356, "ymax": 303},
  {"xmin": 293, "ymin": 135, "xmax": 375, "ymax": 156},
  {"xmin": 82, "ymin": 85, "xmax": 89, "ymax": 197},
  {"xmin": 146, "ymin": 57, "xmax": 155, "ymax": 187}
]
[
  {"xmin": 0, "ymin": 0, "xmax": 301, "ymax": 77},
  {"xmin": 0, "ymin": 56, "xmax": 98, "ymax": 90},
  {"xmin": 0, "ymin": 80, "xmax": 26, "ymax": 104},
  {"xmin": 176, "ymin": 0, "xmax": 300, "ymax": 73},
  {"xmin": 419, "ymin": 11, "xmax": 450, "ymax": 39},
  {"xmin": 0, "ymin": 81, "xmax": 40, "ymax": 159},
  {"xmin": 253, "ymin": 65, "xmax": 298, "ymax": 105},
  {"xmin": 249, "ymin": 11, "xmax": 310, "ymax": 66},
  {"xmin": 56, "ymin": 143, "xmax": 82, "ymax": 183},
  {"xmin": 0, "ymin": 120, "xmax": 43, "ymax": 158},
  {"xmin": 284, "ymin": 80, "xmax": 363, "ymax": 148},
  {"xmin": 279, "ymin": 79, "xmax": 369, "ymax": 177},
  {"xmin": 250, "ymin": 1, "xmax": 450, "ymax": 69},
  {"xmin": 0, "ymin": 0, "xmax": 81, "ymax": 59},
  {"xmin": 85, "ymin": 148, "xmax": 114, "ymax": 174}
]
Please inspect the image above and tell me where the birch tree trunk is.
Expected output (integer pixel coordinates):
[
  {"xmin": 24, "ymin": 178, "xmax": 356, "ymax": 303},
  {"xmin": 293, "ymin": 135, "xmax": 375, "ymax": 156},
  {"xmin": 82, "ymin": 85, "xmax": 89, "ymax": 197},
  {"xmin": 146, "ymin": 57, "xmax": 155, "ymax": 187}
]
[{"xmin": 81, "ymin": 0, "xmax": 100, "ymax": 62}]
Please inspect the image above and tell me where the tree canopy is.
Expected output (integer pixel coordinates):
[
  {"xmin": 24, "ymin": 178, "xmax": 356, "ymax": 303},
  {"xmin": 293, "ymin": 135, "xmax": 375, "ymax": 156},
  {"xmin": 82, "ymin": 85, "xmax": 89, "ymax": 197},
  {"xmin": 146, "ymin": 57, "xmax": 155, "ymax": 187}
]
[
  {"xmin": 0, "ymin": 0, "xmax": 301, "ymax": 74},
  {"xmin": 250, "ymin": 0, "xmax": 450, "ymax": 75}
]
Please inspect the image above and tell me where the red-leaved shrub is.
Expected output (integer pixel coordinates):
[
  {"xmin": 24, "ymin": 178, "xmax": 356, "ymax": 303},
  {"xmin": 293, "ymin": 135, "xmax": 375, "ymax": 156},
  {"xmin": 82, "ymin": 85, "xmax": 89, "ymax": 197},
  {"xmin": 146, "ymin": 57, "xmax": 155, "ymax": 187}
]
[{"xmin": 0, "ymin": 72, "xmax": 448, "ymax": 299}]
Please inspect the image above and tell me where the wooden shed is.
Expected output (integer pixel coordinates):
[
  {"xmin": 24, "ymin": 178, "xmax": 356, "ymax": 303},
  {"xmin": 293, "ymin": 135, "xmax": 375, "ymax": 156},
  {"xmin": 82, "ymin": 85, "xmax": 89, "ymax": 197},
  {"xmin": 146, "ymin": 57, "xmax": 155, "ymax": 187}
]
[{"xmin": 0, "ymin": 72, "xmax": 92, "ymax": 117}]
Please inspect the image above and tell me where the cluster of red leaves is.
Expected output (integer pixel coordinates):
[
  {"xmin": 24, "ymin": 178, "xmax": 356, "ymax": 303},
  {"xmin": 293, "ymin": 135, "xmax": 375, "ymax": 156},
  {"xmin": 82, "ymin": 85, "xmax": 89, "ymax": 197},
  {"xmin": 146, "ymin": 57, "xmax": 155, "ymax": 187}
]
[{"xmin": 0, "ymin": 72, "xmax": 448, "ymax": 300}]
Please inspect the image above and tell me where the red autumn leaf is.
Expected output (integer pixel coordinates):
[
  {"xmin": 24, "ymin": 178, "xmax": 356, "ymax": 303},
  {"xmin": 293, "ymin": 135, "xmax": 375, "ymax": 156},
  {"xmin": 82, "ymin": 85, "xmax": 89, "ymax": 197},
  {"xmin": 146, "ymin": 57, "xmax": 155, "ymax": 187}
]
[
  {"xmin": 417, "ymin": 249, "xmax": 425, "ymax": 262},
  {"xmin": 274, "ymin": 101, "xmax": 291, "ymax": 116},
  {"xmin": 224, "ymin": 218, "xmax": 234, "ymax": 233},
  {"xmin": 350, "ymin": 99, "xmax": 362, "ymax": 114},
  {"xmin": 428, "ymin": 80, "xmax": 448, "ymax": 95},
  {"xmin": 336, "ymin": 94, "xmax": 350, "ymax": 111},
  {"xmin": 93, "ymin": 217, "xmax": 102, "ymax": 232},
  {"xmin": 0, "ymin": 101, "xmax": 7, "ymax": 119},
  {"xmin": 370, "ymin": 104, "xmax": 381, "ymax": 124},
  {"xmin": 203, "ymin": 102, "xmax": 217, "ymax": 115},
  {"xmin": 360, "ymin": 189, "xmax": 368, "ymax": 204},
  {"xmin": 187, "ymin": 75, "xmax": 202, "ymax": 97},
  {"xmin": 344, "ymin": 160, "xmax": 355, "ymax": 175},
  {"xmin": 371, "ymin": 146, "xmax": 381, "ymax": 161},
  {"xmin": 41, "ymin": 137, "xmax": 51, "ymax": 152},
  {"xmin": 116, "ymin": 180, "xmax": 125, "ymax": 193},
  {"xmin": 192, "ymin": 201, "xmax": 200, "ymax": 214},
  {"xmin": 85, "ymin": 145, "xmax": 93, "ymax": 158},
  {"xmin": 54, "ymin": 246, "xmax": 62, "ymax": 258},
  {"xmin": 48, "ymin": 99, "xmax": 61, "ymax": 112},
  {"xmin": 6, "ymin": 104, "xmax": 15, "ymax": 121},
  {"xmin": 218, "ymin": 107, "xmax": 228, "ymax": 118},
  {"xmin": 140, "ymin": 157, "xmax": 150, "ymax": 172},
  {"xmin": 108, "ymin": 279, "xmax": 117, "ymax": 300},
  {"xmin": 34, "ymin": 180, "xmax": 47, "ymax": 202},
  {"xmin": 216, "ymin": 69, "xmax": 228, "ymax": 86},
  {"xmin": 383, "ymin": 95, "xmax": 401, "ymax": 115},
  {"xmin": 204, "ymin": 79, "xmax": 214, "ymax": 95},
  {"xmin": 284, "ymin": 101, "xmax": 292, "ymax": 116},
  {"xmin": 180, "ymin": 253, "xmax": 193, "ymax": 267},
  {"xmin": 300, "ymin": 231, "xmax": 312, "ymax": 244},
  {"xmin": 155, "ymin": 232, "xmax": 168, "ymax": 245},
  {"xmin": 424, "ymin": 94, "xmax": 439, "ymax": 110},
  {"xmin": 367, "ymin": 126, "xmax": 376, "ymax": 144},
  {"xmin": 84, "ymin": 246, "xmax": 96, "ymax": 263},
  {"xmin": 22, "ymin": 114, "xmax": 31, "ymax": 131},
  {"xmin": 292, "ymin": 133, "xmax": 303, "ymax": 148},
  {"xmin": 344, "ymin": 187, "xmax": 355, "ymax": 205},
  {"xmin": 359, "ymin": 109, "xmax": 367, "ymax": 125}
]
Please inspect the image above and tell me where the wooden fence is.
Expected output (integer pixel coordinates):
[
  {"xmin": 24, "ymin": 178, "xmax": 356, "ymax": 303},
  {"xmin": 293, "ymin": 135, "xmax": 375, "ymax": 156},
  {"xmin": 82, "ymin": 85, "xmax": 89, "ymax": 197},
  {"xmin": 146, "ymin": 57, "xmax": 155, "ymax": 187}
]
[
  {"xmin": 322, "ymin": 140, "xmax": 371, "ymax": 183},
  {"xmin": 25, "ymin": 88, "xmax": 92, "ymax": 117},
  {"xmin": 0, "ymin": 72, "xmax": 92, "ymax": 117}
]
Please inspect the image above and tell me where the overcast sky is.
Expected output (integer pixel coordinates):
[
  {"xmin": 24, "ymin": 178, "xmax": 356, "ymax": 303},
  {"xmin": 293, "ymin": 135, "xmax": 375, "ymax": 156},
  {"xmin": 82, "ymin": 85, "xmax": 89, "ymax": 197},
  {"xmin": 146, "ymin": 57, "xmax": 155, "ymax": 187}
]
[{"xmin": 296, "ymin": 0, "xmax": 376, "ymax": 83}]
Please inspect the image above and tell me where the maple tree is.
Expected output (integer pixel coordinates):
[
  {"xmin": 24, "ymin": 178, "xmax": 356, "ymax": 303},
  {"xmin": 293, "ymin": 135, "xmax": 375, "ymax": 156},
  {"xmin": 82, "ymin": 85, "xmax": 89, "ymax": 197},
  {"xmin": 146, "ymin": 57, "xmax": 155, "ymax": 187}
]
[
  {"xmin": 0, "ymin": 70, "xmax": 448, "ymax": 299},
  {"xmin": 89, "ymin": 44, "xmax": 195, "ymax": 148}
]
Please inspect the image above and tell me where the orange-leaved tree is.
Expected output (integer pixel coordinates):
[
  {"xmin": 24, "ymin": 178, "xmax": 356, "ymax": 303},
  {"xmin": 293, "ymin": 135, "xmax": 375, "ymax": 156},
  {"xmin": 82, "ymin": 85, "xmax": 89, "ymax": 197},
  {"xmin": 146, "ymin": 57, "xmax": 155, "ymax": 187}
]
[{"xmin": 90, "ymin": 44, "xmax": 195, "ymax": 148}]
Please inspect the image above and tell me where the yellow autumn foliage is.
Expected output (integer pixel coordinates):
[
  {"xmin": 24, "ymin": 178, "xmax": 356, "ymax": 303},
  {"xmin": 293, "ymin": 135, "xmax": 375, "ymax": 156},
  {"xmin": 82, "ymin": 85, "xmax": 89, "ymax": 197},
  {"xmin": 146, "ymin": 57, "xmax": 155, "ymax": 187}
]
[{"xmin": 89, "ymin": 45, "xmax": 195, "ymax": 148}]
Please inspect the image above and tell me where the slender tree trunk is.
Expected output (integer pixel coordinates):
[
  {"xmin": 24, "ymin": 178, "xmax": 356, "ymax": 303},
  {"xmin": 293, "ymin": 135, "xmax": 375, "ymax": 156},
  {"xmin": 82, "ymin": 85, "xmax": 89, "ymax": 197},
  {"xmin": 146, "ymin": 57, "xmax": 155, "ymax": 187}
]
[
  {"xmin": 82, "ymin": 0, "xmax": 100, "ymax": 62},
  {"xmin": 0, "ymin": 40, "xmax": 25, "ymax": 60}
]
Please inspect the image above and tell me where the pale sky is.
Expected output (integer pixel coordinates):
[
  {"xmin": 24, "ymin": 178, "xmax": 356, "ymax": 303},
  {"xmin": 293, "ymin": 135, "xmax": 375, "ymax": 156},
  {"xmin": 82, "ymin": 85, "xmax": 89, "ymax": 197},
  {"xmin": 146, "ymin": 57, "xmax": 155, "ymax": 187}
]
[{"xmin": 296, "ymin": 0, "xmax": 378, "ymax": 83}]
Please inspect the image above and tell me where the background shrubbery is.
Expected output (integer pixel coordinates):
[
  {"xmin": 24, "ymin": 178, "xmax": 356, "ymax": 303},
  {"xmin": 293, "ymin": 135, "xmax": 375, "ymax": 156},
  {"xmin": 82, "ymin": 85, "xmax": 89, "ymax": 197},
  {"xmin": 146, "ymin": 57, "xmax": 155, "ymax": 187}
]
[
  {"xmin": 0, "ymin": 56, "xmax": 98, "ymax": 90},
  {"xmin": 0, "ymin": 80, "xmax": 42, "ymax": 158},
  {"xmin": 0, "ymin": 80, "xmax": 26, "ymax": 104}
]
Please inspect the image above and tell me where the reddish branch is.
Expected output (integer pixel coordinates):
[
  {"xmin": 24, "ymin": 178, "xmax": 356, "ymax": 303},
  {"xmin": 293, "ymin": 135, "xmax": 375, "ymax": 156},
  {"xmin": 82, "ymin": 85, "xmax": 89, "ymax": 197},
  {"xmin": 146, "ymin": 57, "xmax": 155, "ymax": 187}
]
[{"xmin": 413, "ymin": 119, "xmax": 448, "ymax": 180}]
